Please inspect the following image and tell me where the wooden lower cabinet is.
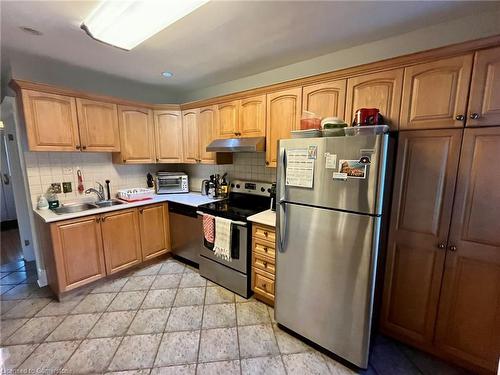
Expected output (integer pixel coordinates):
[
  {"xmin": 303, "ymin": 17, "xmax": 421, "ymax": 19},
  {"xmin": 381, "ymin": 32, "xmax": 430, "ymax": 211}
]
[
  {"xmin": 138, "ymin": 203, "xmax": 171, "ymax": 260},
  {"xmin": 44, "ymin": 203, "xmax": 172, "ymax": 297},
  {"xmin": 49, "ymin": 215, "xmax": 106, "ymax": 293},
  {"xmin": 381, "ymin": 127, "xmax": 500, "ymax": 373},
  {"xmin": 101, "ymin": 208, "xmax": 142, "ymax": 275},
  {"xmin": 251, "ymin": 224, "xmax": 276, "ymax": 305}
]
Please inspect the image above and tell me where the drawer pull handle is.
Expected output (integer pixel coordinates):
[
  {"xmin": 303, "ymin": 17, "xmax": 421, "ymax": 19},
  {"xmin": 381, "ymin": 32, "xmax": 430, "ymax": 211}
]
[
  {"xmin": 264, "ymin": 231, "xmax": 268, "ymax": 237},
  {"xmin": 263, "ymin": 247, "xmax": 268, "ymax": 252},
  {"xmin": 263, "ymin": 261, "xmax": 268, "ymax": 267}
]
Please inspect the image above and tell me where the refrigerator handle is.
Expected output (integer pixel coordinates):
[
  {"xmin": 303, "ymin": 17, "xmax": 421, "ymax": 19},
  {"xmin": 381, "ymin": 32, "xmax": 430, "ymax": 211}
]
[
  {"xmin": 278, "ymin": 147, "xmax": 287, "ymax": 203},
  {"xmin": 278, "ymin": 201, "xmax": 287, "ymax": 253}
]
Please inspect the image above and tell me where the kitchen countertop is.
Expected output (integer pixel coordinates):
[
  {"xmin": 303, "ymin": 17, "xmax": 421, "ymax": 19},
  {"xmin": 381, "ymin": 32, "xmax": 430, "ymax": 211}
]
[
  {"xmin": 247, "ymin": 209, "xmax": 276, "ymax": 227},
  {"xmin": 34, "ymin": 192, "xmax": 223, "ymax": 223}
]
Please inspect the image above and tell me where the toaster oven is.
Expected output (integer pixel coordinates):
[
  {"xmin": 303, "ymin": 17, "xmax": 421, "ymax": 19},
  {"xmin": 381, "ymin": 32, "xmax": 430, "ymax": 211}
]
[{"xmin": 155, "ymin": 172, "xmax": 189, "ymax": 194}]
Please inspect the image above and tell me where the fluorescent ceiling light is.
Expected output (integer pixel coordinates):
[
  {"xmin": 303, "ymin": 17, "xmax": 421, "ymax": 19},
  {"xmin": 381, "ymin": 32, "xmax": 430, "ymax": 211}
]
[{"xmin": 82, "ymin": 0, "xmax": 209, "ymax": 50}]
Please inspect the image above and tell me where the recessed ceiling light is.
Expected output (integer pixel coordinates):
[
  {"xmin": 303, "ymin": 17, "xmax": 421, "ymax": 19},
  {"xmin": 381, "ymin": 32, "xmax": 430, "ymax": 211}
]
[
  {"xmin": 161, "ymin": 71, "xmax": 174, "ymax": 78},
  {"xmin": 81, "ymin": 0, "xmax": 209, "ymax": 51},
  {"xmin": 19, "ymin": 26, "xmax": 43, "ymax": 36}
]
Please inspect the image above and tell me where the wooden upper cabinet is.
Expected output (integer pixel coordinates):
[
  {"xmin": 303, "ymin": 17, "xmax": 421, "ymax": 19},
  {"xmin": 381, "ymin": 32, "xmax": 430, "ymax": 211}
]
[
  {"xmin": 400, "ymin": 54, "xmax": 473, "ymax": 130},
  {"xmin": 138, "ymin": 203, "xmax": 170, "ymax": 261},
  {"xmin": 76, "ymin": 99, "xmax": 120, "ymax": 152},
  {"xmin": 239, "ymin": 95, "xmax": 266, "ymax": 137},
  {"xmin": 302, "ymin": 80, "xmax": 346, "ymax": 119},
  {"xmin": 218, "ymin": 101, "xmax": 239, "ymax": 138},
  {"xmin": 115, "ymin": 105, "xmax": 155, "ymax": 163},
  {"xmin": 266, "ymin": 87, "xmax": 302, "ymax": 167},
  {"xmin": 50, "ymin": 215, "xmax": 106, "ymax": 292},
  {"xmin": 154, "ymin": 110, "xmax": 183, "ymax": 163},
  {"xmin": 380, "ymin": 129, "xmax": 462, "ymax": 347},
  {"xmin": 21, "ymin": 90, "xmax": 80, "ymax": 151},
  {"xmin": 345, "ymin": 69, "xmax": 403, "ymax": 130},
  {"xmin": 435, "ymin": 127, "xmax": 500, "ymax": 373},
  {"xmin": 182, "ymin": 109, "xmax": 199, "ymax": 163},
  {"xmin": 467, "ymin": 46, "xmax": 500, "ymax": 127},
  {"xmin": 198, "ymin": 106, "xmax": 217, "ymax": 164},
  {"xmin": 101, "ymin": 208, "xmax": 142, "ymax": 275}
]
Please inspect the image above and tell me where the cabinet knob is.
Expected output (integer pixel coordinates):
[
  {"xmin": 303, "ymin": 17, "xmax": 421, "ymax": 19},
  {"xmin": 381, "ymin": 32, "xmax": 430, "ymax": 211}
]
[
  {"xmin": 263, "ymin": 247, "xmax": 268, "ymax": 252},
  {"xmin": 470, "ymin": 113, "xmax": 480, "ymax": 120},
  {"xmin": 437, "ymin": 243, "xmax": 446, "ymax": 249},
  {"xmin": 455, "ymin": 115, "xmax": 465, "ymax": 121},
  {"xmin": 263, "ymin": 261, "xmax": 268, "ymax": 267},
  {"xmin": 449, "ymin": 245, "xmax": 457, "ymax": 252},
  {"xmin": 101, "ymin": 216, "xmax": 106, "ymax": 222},
  {"xmin": 139, "ymin": 208, "xmax": 144, "ymax": 214},
  {"xmin": 264, "ymin": 231, "xmax": 268, "ymax": 237},
  {"xmin": 262, "ymin": 283, "xmax": 267, "ymax": 290},
  {"xmin": 156, "ymin": 158, "xmax": 159, "ymax": 162},
  {"xmin": 95, "ymin": 217, "xmax": 100, "ymax": 223},
  {"xmin": 76, "ymin": 145, "xmax": 81, "ymax": 150},
  {"xmin": 82, "ymin": 145, "xmax": 87, "ymax": 150},
  {"xmin": 265, "ymin": 161, "xmax": 270, "ymax": 166}
]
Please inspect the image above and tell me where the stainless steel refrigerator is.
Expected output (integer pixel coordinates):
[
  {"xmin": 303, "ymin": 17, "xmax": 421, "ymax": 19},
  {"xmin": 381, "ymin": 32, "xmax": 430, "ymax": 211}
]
[{"xmin": 275, "ymin": 133, "xmax": 389, "ymax": 369}]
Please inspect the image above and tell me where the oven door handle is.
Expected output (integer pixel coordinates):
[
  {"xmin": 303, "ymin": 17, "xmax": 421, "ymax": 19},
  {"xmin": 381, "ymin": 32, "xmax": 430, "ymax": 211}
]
[{"xmin": 196, "ymin": 211, "xmax": 247, "ymax": 227}]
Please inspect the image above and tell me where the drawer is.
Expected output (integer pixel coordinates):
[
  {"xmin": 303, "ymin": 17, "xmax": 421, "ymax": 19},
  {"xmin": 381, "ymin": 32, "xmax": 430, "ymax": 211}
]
[
  {"xmin": 252, "ymin": 267, "xmax": 275, "ymax": 300},
  {"xmin": 252, "ymin": 251, "xmax": 275, "ymax": 274},
  {"xmin": 253, "ymin": 238, "xmax": 275, "ymax": 258},
  {"xmin": 253, "ymin": 224, "xmax": 276, "ymax": 243}
]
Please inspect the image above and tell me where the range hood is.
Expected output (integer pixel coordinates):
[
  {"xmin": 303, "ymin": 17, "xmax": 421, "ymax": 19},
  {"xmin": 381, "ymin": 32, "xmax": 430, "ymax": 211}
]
[{"xmin": 206, "ymin": 137, "xmax": 265, "ymax": 152}]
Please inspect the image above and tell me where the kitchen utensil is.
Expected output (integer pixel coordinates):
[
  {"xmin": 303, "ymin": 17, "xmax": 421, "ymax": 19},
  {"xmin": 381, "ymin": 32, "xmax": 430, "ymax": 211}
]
[
  {"xmin": 77, "ymin": 169, "xmax": 84, "ymax": 193},
  {"xmin": 147, "ymin": 173, "xmax": 154, "ymax": 188},
  {"xmin": 201, "ymin": 179, "xmax": 210, "ymax": 195}
]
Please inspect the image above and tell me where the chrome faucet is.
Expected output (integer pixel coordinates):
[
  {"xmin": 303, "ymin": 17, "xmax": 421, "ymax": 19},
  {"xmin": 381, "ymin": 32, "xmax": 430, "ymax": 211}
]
[{"xmin": 85, "ymin": 182, "xmax": 105, "ymax": 201}]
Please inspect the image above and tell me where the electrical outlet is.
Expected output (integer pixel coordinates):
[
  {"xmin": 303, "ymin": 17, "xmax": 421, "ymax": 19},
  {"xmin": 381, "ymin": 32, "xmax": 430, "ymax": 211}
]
[
  {"xmin": 50, "ymin": 183, "xmax": 62, "ymax": 193},
  {"xmin": 62, "ymin": 182, "xmax": 72, "ymax": 193}
]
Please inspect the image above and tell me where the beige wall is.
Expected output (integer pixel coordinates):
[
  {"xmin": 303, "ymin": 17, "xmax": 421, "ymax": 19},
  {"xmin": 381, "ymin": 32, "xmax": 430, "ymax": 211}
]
[{"xmin": 178, "ymin": 9, "xmax": 500, "ymax": 102}]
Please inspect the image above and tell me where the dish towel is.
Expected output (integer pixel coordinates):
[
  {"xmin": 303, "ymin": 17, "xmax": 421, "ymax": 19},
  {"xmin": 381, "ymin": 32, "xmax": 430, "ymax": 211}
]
[
  {"xmin": 202, "ymin": 214, "xmax": 215, "ymax": 244},
  {"xmin": 213, "ymin": 216, "xmax": 232, "ymax": 261}
]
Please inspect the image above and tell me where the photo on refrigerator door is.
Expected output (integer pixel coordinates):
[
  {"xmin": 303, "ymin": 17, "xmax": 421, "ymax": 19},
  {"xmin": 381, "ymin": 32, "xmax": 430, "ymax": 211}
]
[{"xmin": 339, "ymin": 160, "xmax": 367, "ymax": 179}]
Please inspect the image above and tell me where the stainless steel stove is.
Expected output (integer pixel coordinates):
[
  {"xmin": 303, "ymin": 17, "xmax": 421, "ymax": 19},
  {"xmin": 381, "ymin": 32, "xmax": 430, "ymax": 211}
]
[{"xmin": 196, "ymin": 180, "xmax": 272, "ymax": 297}]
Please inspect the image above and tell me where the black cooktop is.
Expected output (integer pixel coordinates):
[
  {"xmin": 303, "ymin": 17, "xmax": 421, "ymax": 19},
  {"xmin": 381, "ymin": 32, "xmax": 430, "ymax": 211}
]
[{"xmin": 198, "ymin": 193, "xmax": 271, "ymax": 221}]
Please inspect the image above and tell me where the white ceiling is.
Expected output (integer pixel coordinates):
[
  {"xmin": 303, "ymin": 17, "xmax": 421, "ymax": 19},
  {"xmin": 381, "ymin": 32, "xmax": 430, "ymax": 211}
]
[{"xmin": 1, "ymin": 1, "xmax": 498, "ymax": 92}]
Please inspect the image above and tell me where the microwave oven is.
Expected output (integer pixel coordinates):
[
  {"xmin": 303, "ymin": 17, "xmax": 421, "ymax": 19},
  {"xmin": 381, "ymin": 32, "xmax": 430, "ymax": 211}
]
[{"xmin": 155, "ymin": 172, "xmax": 189, "ymax": 194}]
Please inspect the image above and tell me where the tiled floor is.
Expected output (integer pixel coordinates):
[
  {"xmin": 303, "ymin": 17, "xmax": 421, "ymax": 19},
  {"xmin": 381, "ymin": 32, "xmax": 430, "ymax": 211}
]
[{"xmin": 0, "ymin": 257, "xmax": 470, "ymax": 374}]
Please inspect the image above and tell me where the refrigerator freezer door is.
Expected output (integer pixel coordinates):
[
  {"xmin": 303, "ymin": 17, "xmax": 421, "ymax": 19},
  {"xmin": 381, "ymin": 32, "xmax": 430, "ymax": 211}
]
[
  {"xmin": 277, "ymin": 134, "xmax": 388, "ymax": 215},
  {"xmin": 275, "ymin": 202, "xmax": 380, "ymax": 368}
]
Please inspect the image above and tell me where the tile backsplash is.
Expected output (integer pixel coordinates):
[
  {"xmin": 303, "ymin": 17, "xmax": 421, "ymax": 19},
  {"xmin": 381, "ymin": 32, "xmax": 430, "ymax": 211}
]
[
  {"xmin": 24, "ymin": 152, "xmax": 276, "ymax": 208},
  {"xmin": 182, "ymin": 153, "xmax": 276, "ymax": 192},
  {"xmin": 24, "ymin": 152, "xmax": 159, "ymax": 207}
]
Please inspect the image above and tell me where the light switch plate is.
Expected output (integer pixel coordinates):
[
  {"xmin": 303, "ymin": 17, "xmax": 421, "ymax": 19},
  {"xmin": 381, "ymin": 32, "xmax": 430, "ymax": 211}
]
[
  {"xmin": 50, "ymin": 183, "xmax": 62, "ymax": 193},
  {"xmin": 62, "ymin": 182, "xmax": 72, "ymax": 193}
]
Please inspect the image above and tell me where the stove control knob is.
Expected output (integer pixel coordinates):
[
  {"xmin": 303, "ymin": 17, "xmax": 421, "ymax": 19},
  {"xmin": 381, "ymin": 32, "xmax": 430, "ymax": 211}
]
[
  {"xmin": 231, "ymin": 183, "xmax": 235, "ymax": 188},
  {"xmin": 261, "ymin": 187, "xmax": 265, "ymax": 192},
  {"xmin": 267, "ymin": 188, "xmax": 271, "ymax": 193},
  {"xmin": 236, "ymin": 184, "xmax": 240, "ymax": 189}
]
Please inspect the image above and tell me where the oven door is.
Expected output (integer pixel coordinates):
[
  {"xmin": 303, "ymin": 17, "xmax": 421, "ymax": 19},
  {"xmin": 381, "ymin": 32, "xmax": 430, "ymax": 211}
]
[
  {"xmin": 199, "ymin": 220, "xmax": 248, "ymax": 274},
  {"xmin": 156, "ymin": 176, "xmax": 183, "ymax": 193}
]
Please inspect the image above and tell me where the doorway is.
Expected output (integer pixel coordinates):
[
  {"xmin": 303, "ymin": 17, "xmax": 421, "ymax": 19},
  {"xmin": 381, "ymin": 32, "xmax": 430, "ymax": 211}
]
[{"xmin": 0, "ymin": 122, "xmax": 23, "ymax": 265}]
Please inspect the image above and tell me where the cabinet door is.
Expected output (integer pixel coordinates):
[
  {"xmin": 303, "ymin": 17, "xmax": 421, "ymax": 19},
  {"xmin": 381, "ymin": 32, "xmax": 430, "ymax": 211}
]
[
  {"xmin": 345, "ymin": 69, "xmax": 403, "ymax": 130},
  {"xmin": 182, "ymin": 110, "xmax": 199, "ymax": 163},
  {"xmin": 400, "ymin": 55, "xmax": 473, "ymax": 130},
  {"xmin": 217, "ymin": 101, "xmax": 239, "ymax": 138},
  {"xmin": 50, "ymin": 216, "xmax": 105, "ymax": 292},
  {"xmin": 239, "ymin": 95, "xmax": 266, "ymax": 137},
  {"xmin": 101, "ymin": 208, "xmax": 142, "ymax": 274},
  {"xmin": 154, "ymin": 110, "xmax": 183, "ymax": 163},
  {"xmin": 380, "ymin": 129, "xmax": 462, "ymax": 347},
  {"xmin": 302, "ymin": 80, "xmax": 346, "ymax": 119},
  {"xmin": 435, "ymin": 127, "xmax": 500, "ymax": 373},
  {"xmin": 76, "ymin": 99, "xmax": 120, "ymax": 152},
  {"xmin": 21, "ymin": 90, "xmax": 80, "ymax": 151},
  {"xmin": 266, "ymin": 88, "xmax": 302, "ymax": 167},
  {"xmin": 198, "ymin": 106, "xmax": 217, "ymax": 164},
  {"xmin": 117, "ymin": 105, "xmax": 155, "ymax": 163},
  {"xmin": 467, "ymin": 46, "xmax": 500, "ymax": 127},
  {"xmin": 139, "ymin": 203, "xmax": 170, "ymax": 261}
]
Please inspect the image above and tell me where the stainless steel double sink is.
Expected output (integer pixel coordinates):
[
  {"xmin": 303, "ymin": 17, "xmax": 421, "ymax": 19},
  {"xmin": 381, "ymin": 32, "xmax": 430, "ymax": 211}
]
[{"xmin": 51, "ymin": 199, "xmax": 125, "ymax": 215}]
